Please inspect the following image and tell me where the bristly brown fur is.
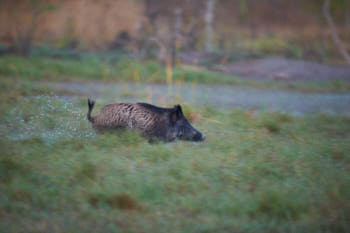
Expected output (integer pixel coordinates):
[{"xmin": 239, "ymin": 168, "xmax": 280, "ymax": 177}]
[
  {"xmin": 87, "ymin": 99, "xmax": 205, "ymax": 142},
  {"xmin": 87, "ymin": 101, "xmax": 172, "ymax": 141}
]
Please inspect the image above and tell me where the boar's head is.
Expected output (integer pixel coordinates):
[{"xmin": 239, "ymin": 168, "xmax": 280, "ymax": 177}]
[{"xmin": 168, "ymin": 105, "xmax": 206, "ymax": 142}]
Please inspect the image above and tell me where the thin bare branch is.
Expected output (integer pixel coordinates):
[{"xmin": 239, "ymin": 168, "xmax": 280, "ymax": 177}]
[{"xmin": 323, "ymin": 0, "xmax": 350, "ymax": 65}]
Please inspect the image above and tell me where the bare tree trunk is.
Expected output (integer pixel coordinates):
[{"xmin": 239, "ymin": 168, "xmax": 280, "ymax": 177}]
[
  {"xmin": 323, "ymin": 0, "xmax": 350, "ymax": 65},
  {"xmin": 346, "ymin": 0, "xmax": 350, "ymax": 28},
  {"xmin": 170, "ymin": 8, "xmax": 182, "ymax": 67},
  {"xmin": 205, "ymin": 0, "xmax": 215, "ymax": 52}
]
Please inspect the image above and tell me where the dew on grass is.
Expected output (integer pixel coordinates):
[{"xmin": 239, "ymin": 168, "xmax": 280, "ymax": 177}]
[{"xmin": 0, "ymin": 95, "xmax": 95, "ymax": 144}]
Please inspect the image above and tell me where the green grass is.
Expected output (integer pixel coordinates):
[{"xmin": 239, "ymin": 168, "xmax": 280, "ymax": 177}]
[
  {"xmin": 1, "ymin": 55, "xmax": 350, "ymax": 93},
  {"xmin": 0, "ymin": 55, "xmax": 244, "ymax": 85},
  {"xmin": 0, "ymin": 80, "xmax": 350, "ymax": 232}
]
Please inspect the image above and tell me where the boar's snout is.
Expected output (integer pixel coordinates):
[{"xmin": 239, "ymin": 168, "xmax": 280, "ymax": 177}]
[
  {"xmin": 179, "ymin": 125, "xmax": 206, "ymax": 142},
  {"xmin": 170, "ymin": 105, "xmax": 206, "ymax": 142},
  {"xmin": 193, "ymin": 132, "xmax": 206, "ymax": 141}
]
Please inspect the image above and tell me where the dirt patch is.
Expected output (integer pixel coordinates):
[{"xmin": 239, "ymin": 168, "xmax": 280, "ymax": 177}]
[{"xmin": 214, "ymin": 57, "xmax": 350, "ymax": 82}]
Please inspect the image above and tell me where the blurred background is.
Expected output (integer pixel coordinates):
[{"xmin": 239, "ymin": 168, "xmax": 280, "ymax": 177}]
[
  {"xmin": 1, "ymin": 0, "xmax": 350, "ymax": 63},
  {"xmin": 1, "ymin": 1, "xmax": 350, "ymax": 232},
  {"xmin": 1, "ymin": 0, "xmax": 350, "ymax": 93},
  {"xmin": 1, "ymin": 0, "xmax": 350, "ymax": 88}
]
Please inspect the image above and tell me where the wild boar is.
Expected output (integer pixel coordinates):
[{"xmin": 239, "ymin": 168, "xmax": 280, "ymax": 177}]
[{"xmin": 87, "ymin": 99, "xmax": 206, "ymax": 142}]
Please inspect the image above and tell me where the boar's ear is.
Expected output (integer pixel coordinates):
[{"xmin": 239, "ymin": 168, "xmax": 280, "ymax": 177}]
[
  {"xmin": 174, "ymin": 105, "xmax": 183, "ymax": 115},
  {"xmin": 170, "ymin": 105, "xmax": 183, "ymax": 124}
]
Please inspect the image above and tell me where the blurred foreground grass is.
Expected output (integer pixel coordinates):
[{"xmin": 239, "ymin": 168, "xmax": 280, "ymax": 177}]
[
  {"xmin": 0, "ymin": 78, "xmax": 349, "ymax": 232},
  {"xmin": 1, "ymin": 55, "xmax": 350, "ymax": 93}
]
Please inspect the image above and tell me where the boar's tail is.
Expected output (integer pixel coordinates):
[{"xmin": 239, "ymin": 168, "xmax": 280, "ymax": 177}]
[{"xmin": 87, "ymin": 98, "xmax": 95, "ymax": 123}]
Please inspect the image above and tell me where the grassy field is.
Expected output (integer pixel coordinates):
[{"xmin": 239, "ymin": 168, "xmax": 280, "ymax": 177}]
[
  {"xmin": 1, "ymin": 55, "xmax": 350, "ymax": 93},
  {"xmin": 0, "ymin": 74, "xmax": 350, "ymax": 232}
]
